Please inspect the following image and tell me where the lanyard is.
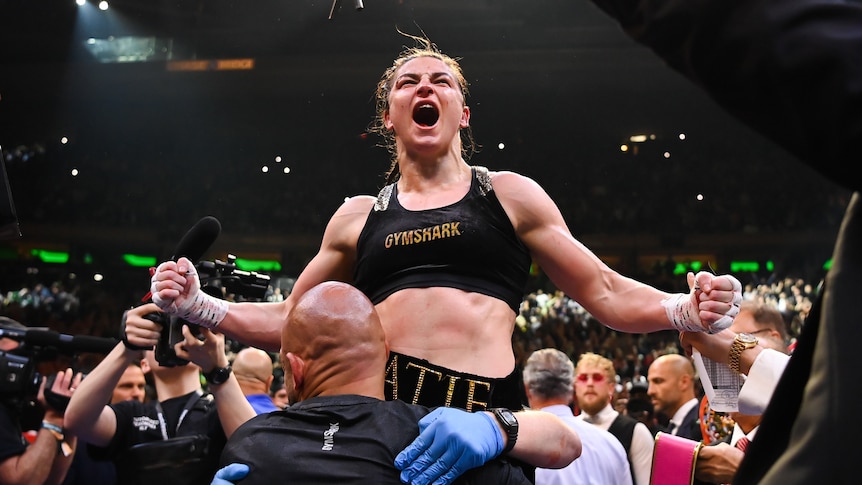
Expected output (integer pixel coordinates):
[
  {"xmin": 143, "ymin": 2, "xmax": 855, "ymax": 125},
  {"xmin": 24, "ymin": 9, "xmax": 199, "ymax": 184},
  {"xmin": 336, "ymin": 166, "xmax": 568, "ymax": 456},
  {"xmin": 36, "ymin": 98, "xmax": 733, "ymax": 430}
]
[{"xmin": 154, "ymin": 390, "xmax": 203, "ymax": 440}]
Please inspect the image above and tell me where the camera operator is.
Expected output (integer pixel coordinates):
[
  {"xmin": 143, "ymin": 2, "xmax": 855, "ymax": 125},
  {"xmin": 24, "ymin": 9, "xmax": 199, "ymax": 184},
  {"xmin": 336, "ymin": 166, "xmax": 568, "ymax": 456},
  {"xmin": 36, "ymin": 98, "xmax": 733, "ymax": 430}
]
[
  {"xmin": 0, "ymin": 317, "xmax": 81, "ymax": 485},
  {"xmin": 64, "ymin": 303, "xmax": 255, "ymax": 485}
]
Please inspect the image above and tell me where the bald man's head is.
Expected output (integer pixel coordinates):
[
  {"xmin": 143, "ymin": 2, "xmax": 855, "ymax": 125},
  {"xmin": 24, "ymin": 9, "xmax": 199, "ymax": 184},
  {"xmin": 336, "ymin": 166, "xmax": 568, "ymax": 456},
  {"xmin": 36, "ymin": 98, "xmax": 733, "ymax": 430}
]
[
  {"xmin": 280, "ymin": 281, "xmax": 387, "ymax": 402},
  {"xmin": 647, "ymin": 353, "xmax": 697, "ymax": 416},
  {"xmin": 653, "ymin": 353, "xmax": 696, "ymax": 377},
  {"xmin": 233, "ymin": 347, "xmax": 275, "ymax": 394}
]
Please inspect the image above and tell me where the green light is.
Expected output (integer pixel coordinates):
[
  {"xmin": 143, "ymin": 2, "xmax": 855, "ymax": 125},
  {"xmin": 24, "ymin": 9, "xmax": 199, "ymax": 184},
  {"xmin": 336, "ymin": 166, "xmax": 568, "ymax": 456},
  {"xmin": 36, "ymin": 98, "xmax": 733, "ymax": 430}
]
[
  {"xmin": 765, "ymin": 260, "xmax": 774, "ymax": 271},
  {"xmin": 730, "ymin": 261, "xmax": 759, "ymax": 272},
  {"xmin": 123, "ymin": 254, "xmax": 157, "ymax": 267},
  {"xmin": 32, "ymin": 249, "xmax": 69, "ymax": 264},
  {"xmin": 673, "ymin": 261, "xmax": 704, "ymax": 275},
  {"xmin": 234, "ymin": 258, "xmax": 281, "ymax": 272},
  {"xmin": 823, "ymin": 259, "xmax": 832, "ymax": 271}
]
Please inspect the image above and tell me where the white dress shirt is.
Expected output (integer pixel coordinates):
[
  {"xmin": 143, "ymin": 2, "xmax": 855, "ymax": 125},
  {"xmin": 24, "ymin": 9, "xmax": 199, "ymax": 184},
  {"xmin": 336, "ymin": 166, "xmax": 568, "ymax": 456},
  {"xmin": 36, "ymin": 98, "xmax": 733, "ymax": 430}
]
[
  {"xmin": 738, "ymin": 349, "xmax": 789, "ymax": 415},
  {"xmin": 537, "ymin": 404, "xmax": 633, "ymax": 485},
  {"xmin": 729, "ymin": 423, "xmax": 759, "ymax": 449},
  {"xmin": 576, "ymin": 403, "xmax": 654, "ymax": 485}
]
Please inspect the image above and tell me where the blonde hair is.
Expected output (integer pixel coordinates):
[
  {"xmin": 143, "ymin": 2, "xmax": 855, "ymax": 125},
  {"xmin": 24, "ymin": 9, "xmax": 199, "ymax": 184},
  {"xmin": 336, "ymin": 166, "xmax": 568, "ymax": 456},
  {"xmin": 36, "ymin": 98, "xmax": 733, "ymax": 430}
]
[
  {"xmin": 369, "ymin": 31, "xmax": 477, "ymax": 185},
  {"xmin": 575, "ymin": 352, "xmax": 617, "ymax": 383}
]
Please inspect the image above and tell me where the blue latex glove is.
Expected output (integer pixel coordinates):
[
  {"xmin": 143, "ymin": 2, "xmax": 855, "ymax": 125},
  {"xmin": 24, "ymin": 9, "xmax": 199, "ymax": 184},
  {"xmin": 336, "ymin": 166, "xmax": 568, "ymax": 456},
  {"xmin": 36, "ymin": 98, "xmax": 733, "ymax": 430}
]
[
  {"xmin": 211, "ymin": 463, "xmax": 250, "ymax": 485},
  {"xmin": 394, "ymin": 407, "xmax": 504, "ymax": 485}
]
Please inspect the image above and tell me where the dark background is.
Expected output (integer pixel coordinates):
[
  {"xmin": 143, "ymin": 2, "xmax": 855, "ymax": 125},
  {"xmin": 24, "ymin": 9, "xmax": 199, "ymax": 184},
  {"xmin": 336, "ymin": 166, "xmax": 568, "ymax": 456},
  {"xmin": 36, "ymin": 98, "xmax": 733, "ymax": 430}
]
[{"xmin": 0, "ymin": 0, "xmax": 848, "ymax": 306}]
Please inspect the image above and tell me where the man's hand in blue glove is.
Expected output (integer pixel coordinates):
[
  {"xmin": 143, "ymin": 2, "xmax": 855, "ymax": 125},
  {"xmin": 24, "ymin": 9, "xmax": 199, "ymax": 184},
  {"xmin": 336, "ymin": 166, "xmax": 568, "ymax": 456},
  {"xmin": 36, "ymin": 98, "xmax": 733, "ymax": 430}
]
[
  {"xmin": 394, "ymin": 407, "xmax": 504, "ymax": 485},
  {"xmin": 211, "ymin": 463, "xmax": 250, "ymax": 485}
]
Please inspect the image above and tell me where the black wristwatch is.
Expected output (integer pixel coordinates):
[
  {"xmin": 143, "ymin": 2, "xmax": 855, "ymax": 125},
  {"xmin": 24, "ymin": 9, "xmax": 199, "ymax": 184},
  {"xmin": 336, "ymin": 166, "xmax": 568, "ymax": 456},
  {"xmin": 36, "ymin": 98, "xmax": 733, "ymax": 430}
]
[
  {"xmin": 490, "ymin": 408, "xmax": 519, "ymax": 454},
  {"xmin": 205, "ymin": 365, "xmax": 232, "ymax": 386}
]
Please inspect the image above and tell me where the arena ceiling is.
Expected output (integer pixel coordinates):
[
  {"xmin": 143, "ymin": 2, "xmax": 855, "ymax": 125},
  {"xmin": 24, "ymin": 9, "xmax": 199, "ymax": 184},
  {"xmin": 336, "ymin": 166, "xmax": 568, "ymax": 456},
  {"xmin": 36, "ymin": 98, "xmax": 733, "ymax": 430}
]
[{"xmin": 0, "ymin": 0, "xmax": 842, "ymax": 285}]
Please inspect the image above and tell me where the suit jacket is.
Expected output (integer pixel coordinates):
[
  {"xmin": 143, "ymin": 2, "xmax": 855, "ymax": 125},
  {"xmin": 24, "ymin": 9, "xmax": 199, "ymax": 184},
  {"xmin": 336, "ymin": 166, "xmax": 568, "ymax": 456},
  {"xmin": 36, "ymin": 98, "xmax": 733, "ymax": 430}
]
[
  {"xmin": 674, "ymin": 404, "xmax": 702, "ymax": 443},
  {"xmin": 585, "ymin": 0, "xmax": 862, "ymax": 482}
]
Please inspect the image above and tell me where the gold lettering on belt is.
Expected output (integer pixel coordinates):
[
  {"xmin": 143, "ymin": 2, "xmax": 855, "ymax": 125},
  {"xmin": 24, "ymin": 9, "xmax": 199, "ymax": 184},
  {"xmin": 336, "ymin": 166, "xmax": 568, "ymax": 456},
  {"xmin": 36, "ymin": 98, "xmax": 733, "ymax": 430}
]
[
  {"xmin": 385, "ymin": 354, "xmax": 399, "ymax": 400},
  {"xmin": 407, "ymin": 363, "xmax": 443, "ymax": 405},
  {"xmin": 464, "ymin": 379, "xmax": 491, "ymax": 412}
]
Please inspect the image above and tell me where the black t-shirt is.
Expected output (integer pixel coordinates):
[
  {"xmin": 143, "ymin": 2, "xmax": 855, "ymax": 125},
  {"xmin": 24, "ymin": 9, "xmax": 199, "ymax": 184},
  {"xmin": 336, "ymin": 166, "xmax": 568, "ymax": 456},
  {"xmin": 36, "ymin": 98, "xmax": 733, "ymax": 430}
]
[
  {"xmin": 221, "ymin": 394, "xmax": 531, "ymax": 485},
  {"xmin": 89, "ymin": 391, "xmax": 226, "ymax": 485},
  {"xmin": 0, "ymin": 402, "xmax": 27, "ymax": 463}
]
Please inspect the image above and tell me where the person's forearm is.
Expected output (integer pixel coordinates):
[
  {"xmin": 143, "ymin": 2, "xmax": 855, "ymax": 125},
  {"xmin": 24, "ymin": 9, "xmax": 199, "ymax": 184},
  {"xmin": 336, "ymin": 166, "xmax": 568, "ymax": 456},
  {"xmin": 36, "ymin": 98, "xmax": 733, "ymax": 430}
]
[
  {"xmin": 215, "ymin": 300, "xmax": 286, "ymax": 352},
  {"xmin": 3, "ymin": 430, "xmax": 65, "ymax": 485},
  {"xmin": 210, "ymin": 376, "xmax": 257, "ymax": 438},
  {"xmin": 508, "ymin": 410, "xmax": 581, "ymax": 468},
  {"xmin": 65, "ymin": 343, "xmax": 133, "ymax": 441},
  {"xmin": 588, "ymin": 275, "xmax": 678, "ymax": 334},
  {"xmin": 44, "ymin": 435, "xmax": 76, "ymax": 485}
]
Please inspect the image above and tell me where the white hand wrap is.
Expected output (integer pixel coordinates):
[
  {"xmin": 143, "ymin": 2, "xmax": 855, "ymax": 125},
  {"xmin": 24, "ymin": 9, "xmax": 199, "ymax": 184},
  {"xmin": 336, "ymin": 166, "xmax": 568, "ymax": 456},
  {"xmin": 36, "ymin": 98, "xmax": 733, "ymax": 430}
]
[
  {"xmin": 150, "ymin": 275, "xmax": 173, "ymax": 313},
  {"xmin": 150, "ymin": 264, "xmax": 228, "ymax": 329},
  {"xmin": 708, "ymin": 275, "xmax": 744, "ymax": 333},
  {"xmin": 661, "ymin": 292, "xmax": 705, "ymax": 332},
  {"xmin": 662, "ymin": 274, "xmax": 744, "ymax": 334},
  {"xmin": 175, "ymin": 290, "xmax": 228, "ymax": 329}
]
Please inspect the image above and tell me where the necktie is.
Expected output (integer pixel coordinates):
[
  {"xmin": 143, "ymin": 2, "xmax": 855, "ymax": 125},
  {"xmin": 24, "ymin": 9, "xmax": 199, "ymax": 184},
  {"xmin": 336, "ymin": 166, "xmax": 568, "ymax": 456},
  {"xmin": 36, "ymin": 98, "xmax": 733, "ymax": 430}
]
[
  {"xmin": 583, "ymin": 415, "xmax": 599, "ymax": 425},
  {"xmin": 722, "ymin": 437, "xmax": 752, "ymax": 485},
  {"xmin": 668, "ymin": 421, "xmax": 678, "ymax": 435}
]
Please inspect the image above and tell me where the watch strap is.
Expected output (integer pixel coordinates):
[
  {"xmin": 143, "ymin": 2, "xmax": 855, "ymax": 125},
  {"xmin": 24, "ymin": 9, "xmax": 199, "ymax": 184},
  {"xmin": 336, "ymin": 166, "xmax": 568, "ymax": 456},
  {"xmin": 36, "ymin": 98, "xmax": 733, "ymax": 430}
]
[
  {"xmin": 728, "ymin": 334, "xmax": 757, "ymax": 374},
  {"xmin": 490, "ymin": 408, "xmax": 519, "ymax": 454},
  {"xmin": 205, "ymin": 365, "xmax": 232, "ymax": 386}
]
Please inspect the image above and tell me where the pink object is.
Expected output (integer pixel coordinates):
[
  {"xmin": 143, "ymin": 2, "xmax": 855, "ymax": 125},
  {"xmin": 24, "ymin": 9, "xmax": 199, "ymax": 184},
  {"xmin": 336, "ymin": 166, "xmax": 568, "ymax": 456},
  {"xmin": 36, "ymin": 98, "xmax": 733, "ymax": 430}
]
[{"xmin": 650, "ymin": 431, "xmax": 704, "ymax": 485}]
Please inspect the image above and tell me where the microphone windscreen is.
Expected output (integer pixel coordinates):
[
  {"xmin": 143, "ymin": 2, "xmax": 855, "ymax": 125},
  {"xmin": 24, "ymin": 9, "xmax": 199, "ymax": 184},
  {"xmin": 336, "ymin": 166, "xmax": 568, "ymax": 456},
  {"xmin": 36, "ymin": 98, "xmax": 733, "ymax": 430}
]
[
  {"xmin": 68, "ymin": 335, "xmax": 118, "ymax": 354},
  {"xmin": 171, "ymin": 216, "xmax": 221, "ymax": 262},
  {"xmin": 22, "ymin": 330, "xmax": 62, "ymax": 348},
  {"xmin": 24, "ymin": 330, "xmax": 117, "ymax": 354}
]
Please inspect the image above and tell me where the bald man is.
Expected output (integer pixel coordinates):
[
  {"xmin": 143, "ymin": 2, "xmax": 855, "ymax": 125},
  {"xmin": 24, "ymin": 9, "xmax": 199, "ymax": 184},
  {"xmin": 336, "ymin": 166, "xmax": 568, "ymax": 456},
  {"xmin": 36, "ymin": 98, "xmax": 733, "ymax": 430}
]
[
  {"xmin": 232, "ymin": 348, "xmax": 279, "ymax": 414},
  {"xmin": 217, "ymin": 281, "xmax": 574, "ymax": 484},
  {"xmin": 647, "ymin": 353, "xmax": 703, "ymax": 441}
]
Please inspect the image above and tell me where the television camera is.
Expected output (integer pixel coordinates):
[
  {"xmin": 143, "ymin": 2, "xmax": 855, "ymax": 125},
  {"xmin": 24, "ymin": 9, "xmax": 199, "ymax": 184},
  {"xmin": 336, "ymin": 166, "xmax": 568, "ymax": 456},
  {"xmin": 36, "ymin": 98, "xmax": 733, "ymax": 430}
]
[{"xmin": 0, "ymin": 319, "xmax": 116, "ymax": 409}]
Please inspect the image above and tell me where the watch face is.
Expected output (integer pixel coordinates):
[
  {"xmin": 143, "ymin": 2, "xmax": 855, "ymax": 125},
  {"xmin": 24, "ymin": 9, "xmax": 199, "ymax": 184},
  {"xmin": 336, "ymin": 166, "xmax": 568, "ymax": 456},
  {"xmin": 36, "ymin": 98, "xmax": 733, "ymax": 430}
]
[
  {"xmin": 208, "ymin": 365, "xmax": 232, "ymax": 385},
  {"xmin": 737, "ymin": 333, "xmax": 758, "ymax": 344},
  {"xmin": 491, "ymin": 408, "xmax": 518, "ymax": 453},
  {"xmin": 498, "ymin": 410, "xmax": 517, "ymax": 427},
  {"xmin": 493, "ymin": 408, "xmax": 518, "ymax": 429}
]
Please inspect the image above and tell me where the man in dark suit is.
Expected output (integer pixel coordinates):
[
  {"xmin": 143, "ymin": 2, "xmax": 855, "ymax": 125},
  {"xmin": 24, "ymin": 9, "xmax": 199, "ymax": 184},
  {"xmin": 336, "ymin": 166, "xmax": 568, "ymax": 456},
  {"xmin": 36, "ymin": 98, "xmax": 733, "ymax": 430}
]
[
  {"xmin": 647, "ymin": 354, "xmax": 702, "ymax": 441},
  {"xmin": 582, "ymin": 0, "xmax": 862, "ymax": 482}
]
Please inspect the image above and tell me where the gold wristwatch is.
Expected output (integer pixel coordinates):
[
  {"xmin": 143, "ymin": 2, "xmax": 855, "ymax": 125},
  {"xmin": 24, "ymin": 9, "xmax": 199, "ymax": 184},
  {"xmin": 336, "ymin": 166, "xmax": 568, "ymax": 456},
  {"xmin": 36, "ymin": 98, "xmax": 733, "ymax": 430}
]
[{"xmin": 728, "ymin": 333, "xmax": 758, "ymax": 374}]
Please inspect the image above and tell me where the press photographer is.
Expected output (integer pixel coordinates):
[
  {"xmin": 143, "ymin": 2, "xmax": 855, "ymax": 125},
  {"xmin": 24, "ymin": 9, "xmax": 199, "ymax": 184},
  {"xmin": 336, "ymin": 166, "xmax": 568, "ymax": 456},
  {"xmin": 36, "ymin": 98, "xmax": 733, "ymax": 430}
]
[
  {"xmin": 0, "ymin": 316, "xmax": 83, "ymax": 485},
  {"xmin": 64, "ymin": 298, "xmax": 257, "ymax": 485},
  {"xmin": 64, "ymin": 225, "xmax": 268, "ymax": 485}
]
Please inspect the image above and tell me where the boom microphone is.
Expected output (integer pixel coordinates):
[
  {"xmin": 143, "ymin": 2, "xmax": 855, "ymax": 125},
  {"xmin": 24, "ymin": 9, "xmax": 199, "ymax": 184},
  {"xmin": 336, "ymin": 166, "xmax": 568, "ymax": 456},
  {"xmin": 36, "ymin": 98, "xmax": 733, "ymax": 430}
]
[
  {"xmin": 0, "ymin": 326, "xmax": 117, "ymax": 354},
  {"xmin": 171, "ymin": 215, "xmax": 222, "ymax": 263},
  {"xmin": 141, "ymin": 216, "xmax": 222, "ymax": 303},
  {"xmin": 328, "ymin": 0, "xmax": 363, "ymax": 20}
]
